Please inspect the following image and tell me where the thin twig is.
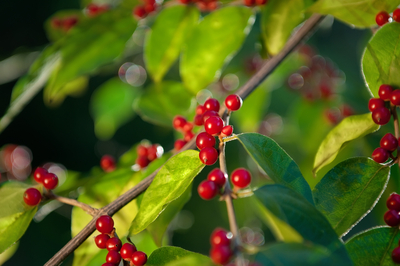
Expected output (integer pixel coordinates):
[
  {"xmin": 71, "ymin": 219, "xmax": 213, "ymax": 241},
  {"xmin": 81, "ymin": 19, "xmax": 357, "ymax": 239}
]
[
  {"xmin": 391, "ymin": 104, "xmax": 400, "ymax": 171},
  {"xmin": 45, "ymin": 191, "xmax": 98, "ymax": 217},
  {"xmin": 44, "ymin": 14, "xmax": 323, "ymax": 266}
]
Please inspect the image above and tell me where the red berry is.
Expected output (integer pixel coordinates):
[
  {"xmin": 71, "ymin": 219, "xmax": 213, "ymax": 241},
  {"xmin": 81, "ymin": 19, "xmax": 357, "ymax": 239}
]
[
  {"xmin": 196, "ymin": 132, "xmax": 216, "ymax": 150},
  {"xmin": 174, "ymin": 139, "xmax": 187, "ymax": 151},
  {"xmin": 95, "ymin": 234, "xmax": 110, "ymax": 249},
  {"xmin": 371, "ymin": 147, "xmax": 389, "ymax": 163},
  {"xmin": 380, "ymin": 133, "xmax": 398, "ymax": 152},
  {"xmin": 33, "ymin": 167, "xmax": 48, "ymax": 183},
  {"xmin": 194, "ymin": 114, "xmax": 204, "ymax": 126},
  {"xmin": 106, "ymin": 237, "xmax": 122, "ymax": 251},
  {"xmin": 198, "ymin": 180, "xmax": 218, "ymax": 200},
  {"xmin": 393, "ymin": 8, "xmax": 400, "ymax": 22},
  {"xmin": 371, "ymin": 107, "xmax": 391, "ymax": 125},
  {"xmin": 368, "ymin": 98, "xmax": 385, "ymax": 112},
  {"xmin": 100, "ymin": 155, "xmax": 116, "ymax": 172},
  {"xmin": 147, "ymin": 144, "xmax": 159, "ymax": 161},
  {"xmin": 376, "ymin": 11, "xmax": 390, "ymax": 26},
  {"xmin": 387, "ymin": 193, "xmax": 400, "ymax": 212},
  {"xmin": 102, "ymin": 263, "xmax": 115, "ymax": 266},
  {"xmin": 183, "ymin": 122, "xmax": 194, "ymax": 133},
  {"xmin": 205, "ymin": 116, "xmax": 224, "ymax": 136},
  {"xmin": 23, "ymin": 188, "xmax": 41, "ymax": 206},
  {"xmin": 255, "ymin": 0, "xmax": 267, "ymax": 5},
  {"xmin": 392, "ymin": 90, "xmax": 400, "ymax": 106},
  {"xmin": 120, "ymin": 243, "xmax": 137, "ymax": 260},
  {"xmin": 133, "ymin": 5, "xmax": 147, "ymax": 19},
  {"xmin": 210, "ymin": 228, "xmax": 230, "ymax": 246},
  {"xmin": 137, "ymin": 144, "xmax": 148, "ymax": 157},
  {"xmin": 225, "ymin": 94, "xmax": 242, "ymax": 111},
  {"xmin": 43, "ymin": 173, "xmax": 59, "ymax": 190},
  {"xmin": 199, "ymin": 147, "xmax": 218, "ymax": 165},
  {"xmin": 136, "ymin": 155, "xmax": 150, "ymax": 168},
  {"xmin": 379, "ymin": 84, "xmax": 393, "ymax": 101},
  {"xmin": 341, "ymin": 104, "xmax": 353, "ymax": 117},
  {"xmin": 96, "ymin": 215, "xmax": 114, "ymax": 234},
  {"xmin": 384, "ymin": 209, "xmax": 400, "ymax": 227},
  {"xmin": 184, "ymin": 131, "xmax": 195, "ymax": 142},
  {"xmin": 180, "ymin": 0, "xmax": 191, "ymax": 4},
  {"xmin": 145, "ymin": 3, "xmax": 156, "ymax": 13},
  {"xmin": 63, "ymin": 16, "xmax": 78, "ymax": 31},
  {"xmin": 210, "ymin": 245, "xmax": 232, "ymax": 264},
  {"xmin": 207, "ymin": 1, "xmax": 217, "ymax": 11},
  {"xmin": 207, "ymin": 168, "xmax": 226, "ymax": 188},
  {"xmin": 196, "ymin": 105, "xmax": 206, "ymax": 115},
  {"xmin": 202, "ymin": 110, "xmax": 219, "ymax": 123},
  {"xmin": 204, "ymin": 98, "xmax": 220, "ymax": 112},
  {"xmin": 244, "ymin": 0, "xmax": 255, "ymax": 6},
  {"xmin": 87, "ymin": 3, "xmax": 100, "ymax": 16},
  {"xmin": 51, "ymin": 17, "xmax": 63, "ymax": 29},
  {"xmin": 231, "ymin": 168, "xmax": 251, "ymax": 189},
  {"xmin": 132, "ymin": 251, "xmax": 147, "ymax": 266},
  {"xmin": 393, "ymin": 247, "xmax": 400, "ymax": 263},
  {"xmin": 106, "ymin": 250, "xmax": 121, "ymax": 264},
  {"xmin": 220, "ymin": 125, "xmax": 233, "ymax": 137},
  {"xmin": 173, "ymin": 115, "xmax": 187, "ymax": 130}
]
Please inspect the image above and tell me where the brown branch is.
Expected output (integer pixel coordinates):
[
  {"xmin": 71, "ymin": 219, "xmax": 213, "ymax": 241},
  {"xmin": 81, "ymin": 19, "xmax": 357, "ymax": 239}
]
[
  {"xmin": 44, "ymin": 14, "xmax": 323, "ymax": 266},
  {"xmin": 45, "ymin": 191, "xmax": 99, "ymax": 217}
]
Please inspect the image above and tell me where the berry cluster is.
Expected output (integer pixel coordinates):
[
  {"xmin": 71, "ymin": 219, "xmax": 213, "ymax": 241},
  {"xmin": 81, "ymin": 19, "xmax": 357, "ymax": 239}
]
[
  {"xmin": 133, "ymin": 0, "xmax": 157, "ymax": 19},
  {"xmin": 50, "ymin": 16, "xmax": 78, "ymax": 32},
  {"xmin": 95, "ymin": 215, "xmax": 148, "ymax": 266},
  {"xmin": 136, "ymin": 142, "xmax": 163, "ymax": 169},
  {"xmin": 86, "ymin": 3, "xmax": 109, "ymax": 17},
  {"xmin": 173, "ymin": 115, "xmax": 195, "ymax": 151},
  {"xmin": 243, "ymin": 0, "xmax": 267, "ymax": 7},
  {"xmin": 100, "ymin": 155, "xmax": 116, "ymax": 173},
  {"xmin": 376, "ymin": 8, "xmax": 400, "ymax": 26},
  {"xmin": 23, "ymin": 167, "xmax": 59, "ymax": 206},
  {"xmin": 209, "ymin": 228, "xmax": 233, "ymax": 265},
  {"xmin": 178, "ymin": 0, "xmax": 218, "ymax": 12},
  {"xmin": 369, "ymin": 84, "xmax": 397, "ymax": 126},
  {"xmin": 371, "ymin": 133, "xmax": 398, "ymax": 163},
  {"xmin": 383, "ymin": 193, "xmax": 400, "ymax": 264}
]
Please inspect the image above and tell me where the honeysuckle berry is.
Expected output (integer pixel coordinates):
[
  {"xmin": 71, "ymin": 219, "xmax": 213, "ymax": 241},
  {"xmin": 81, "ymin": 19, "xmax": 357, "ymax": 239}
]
[
  {"xmin": 204, "ymin": 98, "xmax": 220, "ymax": 112},
  {"xmin": 393, "ymin": 8, "xmax": 400, "ymax": 22},
  {"xmin": 132, "ymin": 251, "xmax": 148, "ymax": 266},
  {"xmin": 393, "ymin": 246, "xmax": 400, "ymax": 264},
  {"xmin": 225, "ymin": 94, "xmax": 242, "ymax": 111},
  {"xmin": 380, "ymin": 133, "xmax": 398, "ymax": 152},
  {"xmin": 106, "ymin": 237, "xmax": 122, "ymax": 251},
  {"xmin": 221, "ymin": 125, "xmax": 233, "ymax": 137},
  {"xmin": 145, "ymin": 2, "xmax": 156, "ymax": 13},
  {"xmin": 106, "ymin": 250, "xmax": 121, "ymax": 264},
  {"xmin": 174, "ymin": 139, "xmax": 187, "ymax": 151},
  {"xmin": 231, "ymin": 168, "xmax": 252, "ymax": 189},
  {"xmin": 210, "ymin": 245, "xmax": 232, "ymax": 265},
  {"xmin": 95, "ymin": 234, "xmax": 110, "ymax": 249},
  {"xmin": 196, "ymin": 132, "xmax": 216, "ymax": 150},
  {"xmin": 173, "ymin": 115, "xmax": 187, "ymax": 130},
  {"xmin": 63, "ymin": 17, "xmax": 78, "ymax": 31},
  {"xmin": 183, "ymin": 122, "xmax": 194, "ymax": 133},
  {"xmin": 96, "ymin": 215, "xmax": 114, "ymax": 234},
  {"xmin": 184, "ymin": 131, "xmax": 195, "ymax": 142},
  {"xmin": 100, "ymin": 155, "xmax": 116, "ymax": 172},
  {"xmin": 198, "ymin": 180, "xmax": 218, "ymax": 200},
  {"xmin": 244, "ymin": 0, "xmax": 255, "ymax": 6},
  {"xmin": 102, "ymin": 263, "xmax": 115, "ymax": 266},
  {"xmin": 23, "ymin": 188, "xmax": 41, "ymax": 206},
  {"xmin": 137, "ymin": 144, "xmax": 148, "ymax": 157},
  {"xmin": 207, "ymin": 168, "xmax": 226, "ymax": 188},
  {"xmin": 196, "ymin": 105, "xmax": 206, "ymax": 115},
  {"xmin": 147, "ymin": 144, "xmax": 160, "ymax": 161},
  {"xmin": 384, "ymin": 210, "xmax": 400, "ymax": 227},
  {"xmin": 194, "ymin": 114, "xmax": 204, "ymax": 126},
  {"xmin": 371, "ymin": 107, "xmax": 391, "ymax": 125},
  {"xmin": 33, "ymin": 167, "xmax": 48, "ymax": 183},
  {"xmin": 43, "ymin": 173, "xmax": 59, "ymax": 190},
  {"xmin": 387, "ymin": 193, "xmax": 400, "ymax": 212},
  {"xmin": 133, "ymin": 6, "xmax": 147, "ymax": 19},
  {"xmin": 375, "ymin": 11, "xmax": 390, "ymax": 26},
  {"xmin": 255, "ymin": 0, "xmax": 267, "ymax": 5},
  {"xmin": 136, "ymin": 156, "xmax": 150, "ymax": 168},
  {"xmin": 379, "ymin": 84, "xmax": 393, "ymax": 101},
  {"xmin": 205, "ymin": 116, "xmax": 224, "ymax": 136},
  {"xmin": 371, "ymin": 147, "xmax": 389, "ymax": 163},
  {"xmin": 199, "ymin": 147, "xmax": 218, "ymax": 165},
  {"xmin": 392, "ymin": 90, "xmax": 400, "ymax": 106},
  {"xmin": 202, "ymin": 110, "xmax": 219, "ymax": 123},
  {"xmin": 120, "ymin": 243, "xmax": 137, "ymax": 260},
  {"xmin": 368, "ymin": 98, "xmax": 385, "ymax": 112},
  {"xmin": 210, "ymin": 228, "xmax": 231, "ymax": 246}
]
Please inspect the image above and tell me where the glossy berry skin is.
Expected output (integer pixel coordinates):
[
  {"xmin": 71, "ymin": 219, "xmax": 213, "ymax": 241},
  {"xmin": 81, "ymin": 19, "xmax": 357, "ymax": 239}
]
[
  {"xmin": 204, "ymin": 98, "xmax": 220, "ymax": 112},
  {"xmin": 199, "ymin": 147, "xmax": 218, "ymax": 165},
  {"xmin": 137, "ymin": 145, "xmax": 148, "ymax": 157},
  {"xmin": 371, "ymin": 147, "xmax": 390, "ymax": 163},
  {"xmin": 204, "ymin": 116, "xmax": 224, "ymax": 136},
  {"xmin": 136, "ymin": 156, "xmax": 150, "ymax": 168},
  {"xmin": 120, "ymin": 243, "xmax": 137, "ymax": 260},
  {"xmin": 102, "ymin": 263, "xmax": 115, "ymax": 266},
  {"xmin": 133, "ymin": 5, "xmax": 147, "ymax": 19},
  {"xmin": 173, "ymin": 115, "xmax": 187, "ymax": 130},
  {"xmin": 376, "ymin": 11, "xmax": 390, "ymax": 26},
  {"xmin": 202, "ymin": 110, "xmax": 219, "ymax": 123},
  {"xmin": 184, "ymin": 131, "xmax": 195, "ymax": 142},
  {"xmin": 207, "ymin": 168, "xmax": 226, "ymax": 188},
  {"xmin": 380, "ymin": 133, "xmax": 398, "ymax": 152},
  {"xmin": 106, "ymin": 250, "xmax": 121, "ymax": 264},
  {"xmin": 210, "ymin": 228, "xmax": 231, "ymax": 246},
  {"xmin": 196, "ymin": 132, "xmax": 216, "ymax": 150},
  {"xmin": 147, "ymin": 144, "xmax": 160, "ymax": 161},
  {"xmin": 379, "ymin": 84, "xmax": 393, "ymax": 101},
  {"xmin": 225, "ymin": 94, "xmax": 243, "ymax": 111},
  {"xmin": 372, "ymin": 107, "xmax": 391, "ymax": 125},
  {"xmin": 392, "ymin": 246, "xmax": 400, "ymax": 263},
  {"xmin": 393, "ymin": 8, "xmax": 400, "ymax": 22},
  {"xmin": 106, "ymin": 237, "xmax": 122, "ymax": 251},
  {"xmin": 132, "ymin": 251, "xmax": 148, "ymax": 266},
  {"xmin": 100, "ymin": 155, "xmax": 116, "ymax": 172},
  {"xmin": 384, "ymin": 210, "xmax": 400, "ymax": 227},
  {"xmin": 95, "ymin": 234, "xmax": 110, "ymax": 249},
  {"xmin": 368, "ymin": 98, "xmax": 385, "ymax": 112},
  {"xmin": 43, "ymin": 173, "xmax": 59, "ymax": 190},
  {"xmin": 196, "ymin": 105, "xmax": 206, "ymax": 115},
  {"xmin": 210, "ymin": 245, "xmax": 232, "ymax": 265},
  {"xmin": 198, "ymin": 180, "xmax": 219, "ymax": 200},
  {"xmin": 231, "ymin": 168, "xmax": 251, "ymax": 188},
  {"xmin": 174, "ymin": 139, "xmax": 187, "ymax": 151},
  {"xmin": 33, "ymin": 167, "xmax": 48, "ymax": 183},
  {"xmin": 387, "ymin": 193, "xmax": 400, "ymax": 212},
  {"xmin": 183, "ymin": 122, "xmax": 194, "ymax": 133},
  {"xmin": 23, "ymin": 188, "xmax": 41, "ymax": 206},
  {"xmin": 194, "ymin": 114, "xmax": 204, "ymax": 126},
  {"xmin": 392, "ymin": 90, "xmax": 400, "ymax": 106},
  {"xmin": 96, "ymin": 215, "xmax": 114, "ymax": 234},
  {"xmin": 221, "ymin": 125, "xmax": 233, "ymax": 137}
]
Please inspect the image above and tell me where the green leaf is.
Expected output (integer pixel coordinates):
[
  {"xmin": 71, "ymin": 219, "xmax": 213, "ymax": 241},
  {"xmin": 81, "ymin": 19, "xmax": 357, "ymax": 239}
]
[
  {"xmin": 180, "ymin": 6, "xmax": 254, "ymax": 94},
  {"xmin": 130, "ymin": 150, "xmax": 205, "ymax": 235},
  {"xmin": 145, "ymin": 6, "xmax": 199, "ymax": 83},
  {"xmin": 134, "ymin": 81, "xmax": 196, "ymax": 127},
  {"xmin": 346, "ymin": 226, "xmax": 400, "ymax": 266},
  {"xmin": 90, "ymin": 77, "xmax": 140, "ymax": 140},
  {"xmin": 255, "ymin": 242, "xmax": 351, "ymax": 266},
  {"xmin": 146, "ymin": 246, "xmax": 216, "ymax": 266},
  {"xmin": 234, "ymin": 133, "xmax": 313, "ymax": 204},
  {"xmin": 255, "ymin": 184, "xmax": 351, "ymax": 262},
  {"xmin": 308, "ymin": 0, "xmax": 399, "ymax": 28},
  {"xmin": 313, "ymin": 158, "xmax": 390, "ymax": 237},
  {"xmin": 362, "ymin": 22, "xmax": 400, "ymax": 97},
  {"xmin": 0, "ymin": 182, "xmax": 40, "ymax": 253},
  {"xmin": 261, "ymin": 0, "xmax": 305, "ymax": 55},
  {"xmin": 0, "ymin": 242, "xmax": 18, "ymax": 265},
  {"xmin": 313, "ymin": 113, "xmax": 379, "ymax": 175}
]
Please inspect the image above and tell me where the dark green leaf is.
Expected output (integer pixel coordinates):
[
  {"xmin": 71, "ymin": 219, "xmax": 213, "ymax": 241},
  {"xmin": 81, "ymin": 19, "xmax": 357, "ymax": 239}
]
[
  {"xmin": 261, "ymin": 0, "xmax": 305, "ymax": 55},
  {"xmin": 308, "ymin": 0, "xmax": 398, "ymax": 28},
  {"xmin": 235, "ymin": 133, "xmax": 313, "ymax": 204},
  {"xmin": 180, "ymin": 6, "xmax": 254, "ymax": 94},
  {"xmin": 134, "ymin": 81, "xmax": 196, "ymax": 127},
  {"xmin": 90, "ymin": 77, "xmax": 140, "ymax": 140},
  {"xmin": 130, "ymin": 150, "xmax": 205, "ymax": 234},
  {"xmin": 146, "ymin": 246, "xmax": 215, "ymax": 266},
  {"xmin": 362, "ymin": 22, "xmax": 400, "ymax": 97},
  {"xmin": 313, "ymin": 158, "xmax": 390, "ymax": 237},
  {"xmin": 313, "ymin": 113, "xmax": 379, "ymax": 175},
  {"xmin": 145, "ymin": 6, "xmax": 199, "ymax": 83},
  {"xmin": 346, "ymin": 226, "xmax": 399, "ymax": 266}
]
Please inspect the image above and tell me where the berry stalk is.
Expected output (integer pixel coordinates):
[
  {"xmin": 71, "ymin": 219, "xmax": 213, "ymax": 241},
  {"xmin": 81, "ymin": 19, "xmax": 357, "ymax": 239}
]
[
  {"xmin": 45, "ymin": 190, "xmax": 98, "ymax": 216},
  {"xmin": 391, "ymin": 104, "xmax": 400, "ymax": 171}
]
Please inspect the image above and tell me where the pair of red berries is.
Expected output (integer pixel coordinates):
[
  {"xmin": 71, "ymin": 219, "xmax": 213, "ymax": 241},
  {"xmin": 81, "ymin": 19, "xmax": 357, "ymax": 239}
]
[
  {"xmin": 100, "ymin": 155, "xmax": 116, "ymax": 172},
  {"xmin": 198, "ymin": 168, "xmax": 251, "ymax": 200},
  {"xmin": 383, "ymin": 193, "xmax": 400, "ymax": 264},
  {"xmin": 133, "ymin": 0, "xmax": 157, "ymax": 19},
  {"xmin": 23, "ymin": 167, "xmax": 59, "ymax": 206},
  {"xmin": 50, "ymin": 16, "xmax": 78, "ymax": 32},
  {"xmin": 86, "ymin": 3, "xmax": 109, "ymax": 17},
  {"xmin": 376, "ymin": 9, "xmax": 400, "ymax": 26},
  {"xmin": 95, "ymin": 215, "xmax": 148, "ymax": 266},
  {"xmin": 368, "ymin": 84, "xmax": 397, "ymax": 125},
  {"xmin": 243, "ymin": 0, "xmax": 267, "ymax": 7},
  {"xmin": 371, "ymin": 133, "xmax": 398, "ymax": 163},
  {"xmin": 136, "ymin": 143, "xmax": 163, "ymax": 168},
  {"xmin": 209, "ymin": 228, "xmax": 233, "ymax": 264}
]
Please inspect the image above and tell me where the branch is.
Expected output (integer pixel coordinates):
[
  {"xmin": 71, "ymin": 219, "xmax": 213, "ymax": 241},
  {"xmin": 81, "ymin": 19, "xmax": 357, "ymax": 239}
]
[
  {"xmin": 44, "ymin": 14, "xmax": 323, "ymax": 266},
  {"xmin": 45, "ymin": 191, "xmax": 99, "ymax": 217}
]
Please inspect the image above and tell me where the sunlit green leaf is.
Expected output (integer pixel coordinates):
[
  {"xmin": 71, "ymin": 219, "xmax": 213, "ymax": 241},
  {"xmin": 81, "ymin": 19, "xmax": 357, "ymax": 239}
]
[
  {"xmin": 146, "ymin": 246, "xmax": 216, "ymax": 266},
  {"xmin": 0, "ymin": 242, "xmax": 18, "ymax": 265}
]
